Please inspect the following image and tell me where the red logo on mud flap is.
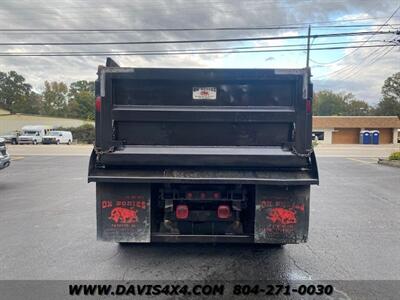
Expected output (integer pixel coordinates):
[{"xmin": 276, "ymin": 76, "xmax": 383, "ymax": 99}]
[
  {"xmin": 109, "ymin": 207, "xmax": 138, "ymax": 224},
  {"xmin": 267, "ymin": 208, "xmax": 297, "ymax": 225}
]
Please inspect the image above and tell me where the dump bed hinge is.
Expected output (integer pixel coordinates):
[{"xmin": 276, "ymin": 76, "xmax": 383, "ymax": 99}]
[{"xmin": 94, "ymin": 145, "xmax": 116, "ymax": 160}]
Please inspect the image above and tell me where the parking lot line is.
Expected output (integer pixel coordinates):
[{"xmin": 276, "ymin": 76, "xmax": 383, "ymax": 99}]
[
  {"xmin": 346, "ymin": 157, "xmax": 376, "ymax": 165},
  {"xmin": 10, "ymin": 156, "xmax": 24, "ymax": 161}
]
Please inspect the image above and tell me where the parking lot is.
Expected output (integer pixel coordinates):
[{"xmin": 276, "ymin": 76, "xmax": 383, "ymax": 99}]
[{"xmin": 0, "ymin": 145, "xmax": 399, "ymax": 281}]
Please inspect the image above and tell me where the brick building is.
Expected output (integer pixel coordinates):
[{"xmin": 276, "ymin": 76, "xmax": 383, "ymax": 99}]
[{"xmin": 312, "ymin": 116, "xmax": 400, "ymax": 144}]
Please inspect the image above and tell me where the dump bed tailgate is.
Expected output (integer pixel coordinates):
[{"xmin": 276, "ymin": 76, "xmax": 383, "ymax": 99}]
[{"xmin": 94, "ymin": 67, "xmax": 313, "ymax": 169}]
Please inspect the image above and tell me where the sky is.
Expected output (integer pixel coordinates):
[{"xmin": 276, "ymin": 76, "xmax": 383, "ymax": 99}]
[{"xmin": 0, "ymin": 0, "xmax": 399, "ymax": 105}]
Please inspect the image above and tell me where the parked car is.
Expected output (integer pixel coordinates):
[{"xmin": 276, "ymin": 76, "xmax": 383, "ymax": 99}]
[
  {"xmin": 42, "ymin": 131, "xmax": 73, "ymax": 145},
  {"xmin": 17, "ymin": 125, "xmax": 53, "ymax": 144},
  {"xmin": 0, "ymin": 131, "xmax": 21, "ymax": 144},
  {"xmin": 0, "ymin": 138, "xmax": 10, "ymax": 170}
]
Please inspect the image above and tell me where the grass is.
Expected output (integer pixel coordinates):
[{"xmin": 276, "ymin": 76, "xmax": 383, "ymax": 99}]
[{"xmin": 388, "ymin": 152, "xmax": 400, "ymax": 161}]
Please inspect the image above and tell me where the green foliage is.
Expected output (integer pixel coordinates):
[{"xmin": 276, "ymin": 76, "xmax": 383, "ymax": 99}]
[
  {"xmin": 388, "ymin": 152, "xmax": 400, "ymax": 161},
  {"xmin": 67, "ymin": 80, "xmax": 95, "ymax": 120},
  {"xmin": 375, "ymin": 72, "xmax": 400, "ymax": 116},
  {"xmin": 374, "ymin": 97, "xmax": 400, "ymax": 116},
  {"xmin": 0, "ymin": 70, "xmax": 38, "ymax": 114},
  {"xmin": 41, "ymin": 81, "xmax": 68, "ymax": 117},
  {"xmin": 55, "ymin": 123, "xmax": 95, "ymax": 144},
  {"xmin": 382, "ymin": 72, "xmax": 400, "ymax": 102},
  {"xmin": 345, "ymin": 99, "xmax": 371, "ymax": 116},
  {"xmin": 313, "ymin": 91, "xmax": 371, "ymax": 116}
]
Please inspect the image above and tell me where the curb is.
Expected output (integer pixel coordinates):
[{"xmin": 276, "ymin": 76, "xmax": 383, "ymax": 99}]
[{"xmin": 378, "ymin": 159, "xmax": 400, "ymax": 168}]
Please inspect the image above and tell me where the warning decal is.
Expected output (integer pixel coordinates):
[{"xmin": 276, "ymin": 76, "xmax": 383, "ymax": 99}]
[{"xmin": 193, "ymin": 87, "xmax": 217, "ymax": 100}]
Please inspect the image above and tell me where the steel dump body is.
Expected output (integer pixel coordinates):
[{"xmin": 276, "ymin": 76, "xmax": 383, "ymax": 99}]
[{"xmin": 89, "ymin": 60, "xmax": 318, "ymax": 244}]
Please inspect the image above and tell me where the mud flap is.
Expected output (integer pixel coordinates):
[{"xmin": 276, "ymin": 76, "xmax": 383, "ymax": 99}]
[
  {"xmin": 96, "ymin": 183, "xmax": 151, "ymax": 242},
  {"xmin": 254, "ymin": 185, "xmax": 309, "ymax": 244}
]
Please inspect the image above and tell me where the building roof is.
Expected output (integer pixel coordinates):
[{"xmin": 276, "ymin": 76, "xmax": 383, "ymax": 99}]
[{"xmin": 313, "ymin": 116, "xmax": 400, "ymax": 129}]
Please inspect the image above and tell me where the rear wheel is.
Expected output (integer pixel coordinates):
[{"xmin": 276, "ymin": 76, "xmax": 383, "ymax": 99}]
[
  {"xmin": 67, "ymin": 140, "xmax": 71, "ymax": 145},
  {"xmin": 11, "ymin": 139, "xmax": 17, "ymax": 145},
  {"xmin": 33, "ymin": 140, "xmax": 37, "ymax": 145},
  {"xmin": 56, "ymin": 140, "xmax": 60, "ymax": 145}
]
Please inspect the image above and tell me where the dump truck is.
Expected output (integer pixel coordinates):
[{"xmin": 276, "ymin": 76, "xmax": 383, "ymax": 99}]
[{"xmin": 88, "ymin": 58, "xmax": 319, "ymax": 244}]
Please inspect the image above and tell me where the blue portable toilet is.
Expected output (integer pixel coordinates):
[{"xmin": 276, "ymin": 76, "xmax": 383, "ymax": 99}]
[
  {"xmin": 371, "ymin": 130, "xmax": 380, "ymax": 144},
  {"xmin": 360, "ymin": 130, "xmax": 371, "ymax": 144}
]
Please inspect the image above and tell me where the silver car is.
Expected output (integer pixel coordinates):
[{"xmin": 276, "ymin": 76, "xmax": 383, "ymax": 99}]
[{"xmin": 0, "ymin": 138, "xmax": 10, "ymax": 170}]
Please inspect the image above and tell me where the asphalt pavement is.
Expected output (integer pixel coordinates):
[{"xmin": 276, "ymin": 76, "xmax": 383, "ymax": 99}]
[{"xmin": 0, "ymin": 154, "xmax": 399, "ymax": 281}]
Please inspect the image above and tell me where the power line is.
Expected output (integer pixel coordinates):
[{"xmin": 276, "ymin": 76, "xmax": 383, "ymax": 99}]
[
  {"xmin": 0, "ymin": 30, "xmax": 395, "ymax": 46},
  {"xmin": 0, "ymin": 39, "xmax": 388, "ymax": 57},
  {"xmin": 0, "ymin": 24, "xmax": 399, "ymax": 33},
  {"xmin": 308, "ymin": 38, "xmax": 396, "ymax": 65},
  {"xmin": 334, "ymin": 45, "xmax": 392, "ymax": 80},
  {"xmin": 338, "ymin": 45, "xmax": 397, "ymax": 81},
  {"xmin": 316, "ymin": 41, "xmax": 395, "ymax": 80},
  {"xmin": 0, "ymin": 44, "xmax": 396, "ymax": 57},
  {"xmin": 316, "ymin": 5, "xmax": 400, "ymax": 75}
]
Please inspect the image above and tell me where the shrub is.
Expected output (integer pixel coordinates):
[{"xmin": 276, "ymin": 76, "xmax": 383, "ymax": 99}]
[
  {"xmin": 388, "ymin": 152, "xmax": 400, "ymax": 161},
  {"xmin": 55, "ymin": 123, "xmax": 94, "ymax": 144}
]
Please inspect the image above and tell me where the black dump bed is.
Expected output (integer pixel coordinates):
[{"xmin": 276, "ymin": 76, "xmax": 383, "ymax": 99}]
[{"xmin": 89, "ymin": 59, "xmax": 318, "ymax": 185}]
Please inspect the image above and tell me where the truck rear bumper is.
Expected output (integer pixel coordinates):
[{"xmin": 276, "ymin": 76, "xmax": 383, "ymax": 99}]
[{"xmin": 150, "ymin": 234, "xmax": 253, "ymax": 243}]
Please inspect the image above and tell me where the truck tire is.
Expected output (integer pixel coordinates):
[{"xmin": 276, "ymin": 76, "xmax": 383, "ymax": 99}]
[
  {"xmin": 67, "ymin": 140, "xmax": 71, "ymax": 145},
  {"xmin": 12, "ymin": 139, "xmax": 17, "ymax": 145},
  {"xmin": 33, "ymin": 140, "xmax": 37, "ymax": 145},
  {"xmin": 56, "ymin": 140, "xmax": 60, "ymax": 145}
]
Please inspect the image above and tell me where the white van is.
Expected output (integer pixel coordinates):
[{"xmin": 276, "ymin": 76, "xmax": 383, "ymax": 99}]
[
  {"xmin": 42, "ymin": 131, "xmax": 73, "ymax": 145},
  {"xmin": 18, "ymin": 125, "xmax": 53, "ymax": 144}
]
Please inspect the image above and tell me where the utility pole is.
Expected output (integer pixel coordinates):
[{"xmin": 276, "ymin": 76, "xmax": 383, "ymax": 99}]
[{"xmin": 306, "ymin": 25, "xmax": 311, "ymax": 68}]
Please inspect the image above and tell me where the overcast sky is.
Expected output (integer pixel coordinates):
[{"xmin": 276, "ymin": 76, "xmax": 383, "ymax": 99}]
[{"xmin": 0, "ymin": 0, "xmax": 399, "ymax": 105}]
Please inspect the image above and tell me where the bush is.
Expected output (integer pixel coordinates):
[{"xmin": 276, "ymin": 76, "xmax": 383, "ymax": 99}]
[
  {"xmin": 388, "ymin": 152, "xmax": 400, "ymax": 161},
  {"xmin": 55, "ymin": 124, "xmax": 95, "ymax": 144}
]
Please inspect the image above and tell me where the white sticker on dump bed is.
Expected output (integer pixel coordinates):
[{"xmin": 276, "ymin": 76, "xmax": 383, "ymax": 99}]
[{"xmin": 193, "ymin": 87, "xmax": 217, "ymax": 100}]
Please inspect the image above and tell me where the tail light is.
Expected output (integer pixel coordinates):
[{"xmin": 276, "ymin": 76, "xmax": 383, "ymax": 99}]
[
  {"xmin": 176, "ymin": 205, "xmax": 189, "ymax": 219},
  {"xmin": 306, "ymin": 99, "xmax": 312, "ymax": 113},
  {"xmin": 95, "ymin": 96, "xmax": 102, "ymax": 112},
  {"xmin": 200, "ymin": 192, "xmax": 207, "ymax": 199},
  {"xmin": 217, "ymin": 205, "xmax": 231, "ymax": 219},
  {"xmin": 186, "ymin": 192, "xmax": 193, "ymax": 199}
]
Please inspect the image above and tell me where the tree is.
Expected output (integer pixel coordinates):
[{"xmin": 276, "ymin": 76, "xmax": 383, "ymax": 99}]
[
  {"xmin": 41, "ymin": 81, "xmax": 68, "ymax": 117},
  {"xmin": 67, "ymin": 80, "xmax": 95, "ymax": 120},
  {"xmin": 374, "ymin": 97, "xmax": 400, "ymax": 116},
  {"xmin": 313, "ymin": 90, "xmax": 372, "ymax": 116},
  {"xmin": 375, "ymin": 72, "xmax": 400, "ymax": 116},
  {"xmin": 313, "ymin": 90, "xmax": 348, "ymax": 116},
  {"xmin": 11, "ymin": 91, "xmax": 42, "ymax": 114},
  {"xmin": 342, "ymin": 92, "xmax": 372, "ymax": 116},
  {"xmin": 0, "ymin": 70, "xmax": 35, "ymax": 114}
]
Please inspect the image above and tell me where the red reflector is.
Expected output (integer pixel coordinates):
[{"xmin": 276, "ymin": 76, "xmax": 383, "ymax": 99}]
[
  {"xmin": 95, "ymin": 96, "xmax": 101, "ymax": 112},
  {"xmin": 200, "ymin": 192, "xmax": 207, "ymax": 199},
  {"xmin": 213, "ymin": 192, "xmax": 221, "ymax": 199},
  {"xmin": 186, "ymin": 192, "xmax": 193, "ymax": 199},
  {"xmin": 306, "ymin": 99, "xmax": 312, "ymax": 113},
  {"xmin": 176, "ymin": 205, "xmax": 189, "ymax": 219},
  {"xmin": 217, "ymin": 205, "xmax": 231, "ymax": 219}
]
